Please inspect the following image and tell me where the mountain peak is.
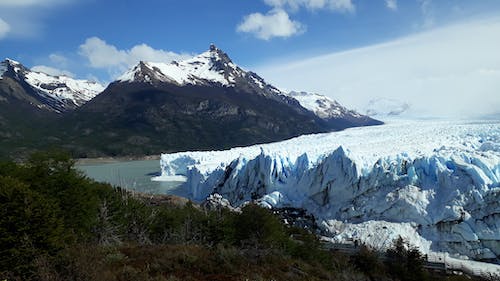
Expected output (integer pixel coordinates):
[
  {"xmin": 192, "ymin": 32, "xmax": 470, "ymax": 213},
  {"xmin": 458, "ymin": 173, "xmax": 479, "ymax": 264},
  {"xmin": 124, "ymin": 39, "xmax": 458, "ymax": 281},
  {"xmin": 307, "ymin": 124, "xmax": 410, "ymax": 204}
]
[
  {"xmin": 288, "ymin": 91, "xmax": 364, "ymax": 120},
  {"xmin": 5, "ymin": 58, "xmax": 21, "ymax": 64},
  {"xmin": 197, "ymin": 44, "xmax": 233, "ymax": 65},
  {"xmin": 0, "ymin": 58, "xmax": 104, "ymax": 112},
  {"xmin": 1, "ymin": 58, "xmax": 28, "ymax": 76},
  {"xmin": 118, "ymin": 45, "xmax": 242, "ymax": 86},
  {"xmin": 3, "ymin": 58, "xmax": 21, "ymax": 66}
]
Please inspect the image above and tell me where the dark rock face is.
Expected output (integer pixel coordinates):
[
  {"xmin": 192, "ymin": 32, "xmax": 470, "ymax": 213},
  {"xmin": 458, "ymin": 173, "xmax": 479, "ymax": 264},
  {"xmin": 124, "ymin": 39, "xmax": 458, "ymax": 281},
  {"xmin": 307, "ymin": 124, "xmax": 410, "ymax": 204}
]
[
  {"xmin": 0, "ymin": 76, "xmax": 60, "ymax": 157},
  {"xmin": 63, "ymin": 81, "xmax": 325, "ymax": 156}
]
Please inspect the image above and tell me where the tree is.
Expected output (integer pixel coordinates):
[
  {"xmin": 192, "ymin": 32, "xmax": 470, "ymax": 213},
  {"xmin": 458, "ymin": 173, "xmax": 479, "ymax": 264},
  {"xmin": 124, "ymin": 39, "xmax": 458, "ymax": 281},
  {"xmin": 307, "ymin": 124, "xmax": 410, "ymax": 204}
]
[
  {"xmin": 234, "ymin": 204, "xmax": 287, "ymax": 249},
  {"xmin": 22, "ymin": 150, "xmax": 101, "ymax": 240},
  {"xmin": 352, "ymin": 244, "xmax": 385, "ymax": 280},
  {"xmin": 0, "ymin": 176, "xmax": 65, "ymax": 278},
  {"xmin": 385, "ymin": 236, "xmax": 429, "ymax": 281}
]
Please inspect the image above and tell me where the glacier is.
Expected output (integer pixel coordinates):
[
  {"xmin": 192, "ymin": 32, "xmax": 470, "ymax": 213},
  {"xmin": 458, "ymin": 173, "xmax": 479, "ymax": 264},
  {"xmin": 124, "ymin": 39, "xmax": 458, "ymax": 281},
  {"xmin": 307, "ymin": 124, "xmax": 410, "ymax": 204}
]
[{"xmin": 155, "ymin": 119, "xmax": 500, "ymax": 263}]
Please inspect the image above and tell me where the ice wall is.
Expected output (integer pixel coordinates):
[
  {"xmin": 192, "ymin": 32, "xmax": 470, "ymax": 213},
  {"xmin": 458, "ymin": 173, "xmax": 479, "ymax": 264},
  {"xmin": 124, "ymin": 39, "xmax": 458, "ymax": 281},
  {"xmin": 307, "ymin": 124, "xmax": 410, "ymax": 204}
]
[{"xmin": 158, "ymin": 120, "xmax": 500, "ymax": 260}]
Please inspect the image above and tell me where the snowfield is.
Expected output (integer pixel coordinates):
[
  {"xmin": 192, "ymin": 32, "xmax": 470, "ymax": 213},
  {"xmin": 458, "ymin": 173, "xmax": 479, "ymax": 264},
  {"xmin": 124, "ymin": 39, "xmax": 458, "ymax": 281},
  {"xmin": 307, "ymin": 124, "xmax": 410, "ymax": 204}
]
[
  {"xmin": 155, "ymin": 119, "xmax": 500, "ymax": 272},
  {"xmin": 118, "ymin": 45, "xmax": 244, "ymax": 87},
  {"xmin": 24, "ymin": 71, "xmax": 104, "ymax": 106},
  {"xmin": 1, "ymin": 58, "xmax": 104, "ymax": 110}
]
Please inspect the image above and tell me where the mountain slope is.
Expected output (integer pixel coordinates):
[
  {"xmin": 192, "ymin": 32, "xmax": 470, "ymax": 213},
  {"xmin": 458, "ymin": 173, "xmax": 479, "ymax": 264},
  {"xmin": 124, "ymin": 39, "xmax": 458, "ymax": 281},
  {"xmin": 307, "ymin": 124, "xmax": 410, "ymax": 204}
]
[
  {"xmin": 0, "ymin": 74, "xmax": 58, "ymax": 157},
  {"xmin": 0, "ymin": 47, "xmax": 381, "ymax": 157},
  {"xmin": 60, "ymin": 45, "xmax": 380, "ymax": 156},
  {"xmin": 0, "ymin": 59, "xmax": 104, "ymax": 113},
  {"xmin": 288, "ymin": 91, "xmax": 382, "ymax": 129},
  {"xmin": 0, "ymin": 59, "xmax": 104, "ymax": 157},
  {"xmin": 65, "ymin": 79, "xmax": 324, "ymax": 156}
]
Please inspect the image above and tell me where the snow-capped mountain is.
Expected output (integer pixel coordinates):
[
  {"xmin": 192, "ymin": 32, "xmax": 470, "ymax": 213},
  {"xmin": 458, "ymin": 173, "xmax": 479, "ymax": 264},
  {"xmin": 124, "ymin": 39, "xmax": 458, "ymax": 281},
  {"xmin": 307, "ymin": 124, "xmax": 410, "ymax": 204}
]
[
  {"xmin": 116, "ymin": 44, "xmax": 303, "ymax": 106},
  {"xmin": 288, "ymin": 91, "xmax": 361, "ymax": 119},
  {"xmin": 118, "ymin": 44, "xmax": 240, "ymax": 86},
  {"xmin": 0, "ymin": 59, "xmax": 104, "ymax": 112},
  {"xmin": 115, "ymin": 45, "xmax": 381, "ymax": 129},
  {"xmin": 287, "ymin": 91, "xmax": 379, "ymax": 128},
  {"xmin": 156, "ymin": 119, "xmax": 500, "ymax": 263},
  {"xmin": 61, "ymin": 45, "xmax": 381, "ymax": 156},
  {"xmin": 0, "ymin": 45, "xmax": 381, "ymax": 157},
  {"xmin": 118, "ymin": 44, "xmax": 279, "ymax": 92}
]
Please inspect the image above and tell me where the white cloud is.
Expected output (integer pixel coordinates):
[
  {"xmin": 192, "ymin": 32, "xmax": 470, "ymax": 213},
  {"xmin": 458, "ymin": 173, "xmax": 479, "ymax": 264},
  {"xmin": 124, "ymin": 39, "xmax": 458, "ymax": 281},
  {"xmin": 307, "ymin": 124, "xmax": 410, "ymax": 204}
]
[
  {"xmin": 79, "ymin": 37, "xmax": 127, "ymax": 69},
  {"xmin": 78, "ymin": 37, "xmax": 191, "ymax": 77},
  {"xmin": 237, "ymin": 9, "xmax": 304, "ymax": 40},
  {"xmin": 31, "ymin": 65, "xmax": 74, "ymax": 77},
  {"xmin": 255, "ymin": 17, "xmax": 500, "ymax": 118},
  {"xmin": 49, "ymin": 53, "xmax": 68, "ymax": 66},
  {"xmin": 263, "ymin": 0, "xmax": 355, "ymax": 13},
  {"xmin": 239, "ymin": 0, "xmax": 355, "ymax": 40},
  {"xmin": 327, "ymin": 0, "xmax": 355, "ymax": 13},
  {"xmin": 385, "ymin": 0, "xmax": 397, "ymax": 11},
  {"xmin": 0, "ymin": 0, "xmax": 74, "ymax": 39},
  {"xmin": 0, "ymin": 17, "xmax": 9, "ymax": 39}
]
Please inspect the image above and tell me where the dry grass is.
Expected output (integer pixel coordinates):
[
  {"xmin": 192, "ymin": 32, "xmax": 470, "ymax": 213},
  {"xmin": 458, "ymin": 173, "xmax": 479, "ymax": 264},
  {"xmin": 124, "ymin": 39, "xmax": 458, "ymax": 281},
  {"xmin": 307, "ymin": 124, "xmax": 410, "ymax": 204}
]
[{"xmin": 49, "ymin": 244, "xmax": 361, "ymax": 281}]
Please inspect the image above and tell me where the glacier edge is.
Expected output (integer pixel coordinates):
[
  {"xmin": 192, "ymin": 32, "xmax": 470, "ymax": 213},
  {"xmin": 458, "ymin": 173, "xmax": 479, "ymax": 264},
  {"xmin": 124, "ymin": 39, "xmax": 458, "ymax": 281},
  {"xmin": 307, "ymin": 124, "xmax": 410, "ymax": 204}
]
[{"xmin": 157, "ymin": 120, "xmax": 500, "ymax": 262}]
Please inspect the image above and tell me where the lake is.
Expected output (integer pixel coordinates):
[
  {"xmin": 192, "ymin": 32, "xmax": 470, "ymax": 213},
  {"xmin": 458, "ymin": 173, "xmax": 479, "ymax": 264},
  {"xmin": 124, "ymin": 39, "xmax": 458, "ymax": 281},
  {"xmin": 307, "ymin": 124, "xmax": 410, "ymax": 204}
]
[{"xmin": 77, "ymin": 159, "xmax": 188, "ymax": 197}]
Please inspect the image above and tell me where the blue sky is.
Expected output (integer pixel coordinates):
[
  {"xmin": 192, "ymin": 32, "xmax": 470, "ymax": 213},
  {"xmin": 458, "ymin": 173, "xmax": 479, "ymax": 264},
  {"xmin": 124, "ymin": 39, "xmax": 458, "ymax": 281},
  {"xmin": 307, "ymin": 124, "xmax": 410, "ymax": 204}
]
[{"xmin": 1, "ymin": 0, "xmax": 500, "ymax": 116}]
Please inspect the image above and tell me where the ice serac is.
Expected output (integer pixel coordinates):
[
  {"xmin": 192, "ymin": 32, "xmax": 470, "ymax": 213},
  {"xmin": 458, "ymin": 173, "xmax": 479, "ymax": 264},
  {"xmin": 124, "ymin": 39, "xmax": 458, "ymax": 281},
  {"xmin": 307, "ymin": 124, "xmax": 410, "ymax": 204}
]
[
  {"xmin": 0, "ymin": 58, "xmax": 104, "ymax": 112},
  {"xmin": 157, "ymin": 120, "xmax": 500, "ymax": 262}
]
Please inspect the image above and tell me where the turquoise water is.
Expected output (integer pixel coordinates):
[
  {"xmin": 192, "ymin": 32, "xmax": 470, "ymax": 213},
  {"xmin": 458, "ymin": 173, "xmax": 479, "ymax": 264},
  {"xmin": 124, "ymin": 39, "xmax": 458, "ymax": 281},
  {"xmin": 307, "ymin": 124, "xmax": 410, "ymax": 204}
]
[{"xmin": 77, "ymin": 159, "xmax": 188, "ymax": 197}]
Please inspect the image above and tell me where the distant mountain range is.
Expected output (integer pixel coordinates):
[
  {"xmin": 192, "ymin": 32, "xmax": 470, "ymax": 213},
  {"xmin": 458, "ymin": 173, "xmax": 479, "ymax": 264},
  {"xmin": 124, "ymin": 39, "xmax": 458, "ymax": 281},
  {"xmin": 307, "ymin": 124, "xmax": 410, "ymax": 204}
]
[{"xmin": 0, "ymin": 45, "xmax": 382, "ymax": 158}]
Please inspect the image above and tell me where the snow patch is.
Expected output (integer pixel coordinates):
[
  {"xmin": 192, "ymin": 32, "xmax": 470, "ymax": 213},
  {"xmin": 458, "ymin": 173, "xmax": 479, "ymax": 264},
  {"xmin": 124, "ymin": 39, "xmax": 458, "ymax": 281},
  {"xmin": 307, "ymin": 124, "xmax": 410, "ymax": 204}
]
[
  {"xmin": 1, "ymin": 58, "xmax": 104, "ymax": 110},
  {"xmin": 118, "ymin": 46, "xmax": 240, "ymax": 86},
  {"xmin": 289, "ymin": 91, "xmax": 362, "ymax": 119},
  {"xmin": 24, "ymin": 71, "xmax": 104, "ymax": 106}
]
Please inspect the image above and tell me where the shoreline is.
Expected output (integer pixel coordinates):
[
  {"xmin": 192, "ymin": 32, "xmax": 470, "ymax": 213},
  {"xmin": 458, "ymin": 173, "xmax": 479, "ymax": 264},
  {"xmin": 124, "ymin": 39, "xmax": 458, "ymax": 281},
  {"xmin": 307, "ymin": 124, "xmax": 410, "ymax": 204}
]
[{"xmin": 75, "ymin": 154, "xmax": 160, "ymax": 165}]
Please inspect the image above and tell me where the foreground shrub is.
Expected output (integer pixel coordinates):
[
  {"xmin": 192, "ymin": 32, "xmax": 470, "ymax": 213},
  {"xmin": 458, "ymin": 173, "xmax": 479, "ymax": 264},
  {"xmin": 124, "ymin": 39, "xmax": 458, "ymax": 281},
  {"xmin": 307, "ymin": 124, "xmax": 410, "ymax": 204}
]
[
  {"xmin": 351, "ymin": 244, "xmax": 385, "ymax": 280},
  {"xmin": 0, "ymin": 176, "xmax": 65, "ymax": 279},
  {"xmin": 234, "ymin": 204, "xmax": 288, "ymax": 249},
  {"xmin": 385, "ymin": 237, "xmax": 429, "ymax": 281}
]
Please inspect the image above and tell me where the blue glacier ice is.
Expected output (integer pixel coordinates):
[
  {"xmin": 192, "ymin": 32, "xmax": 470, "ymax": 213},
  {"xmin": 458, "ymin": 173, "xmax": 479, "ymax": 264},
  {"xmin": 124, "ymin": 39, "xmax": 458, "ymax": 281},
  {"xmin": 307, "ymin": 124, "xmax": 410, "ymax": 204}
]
[{"xmin": 156, "ymin": 119, "xmax": 500, "ymax": 261}]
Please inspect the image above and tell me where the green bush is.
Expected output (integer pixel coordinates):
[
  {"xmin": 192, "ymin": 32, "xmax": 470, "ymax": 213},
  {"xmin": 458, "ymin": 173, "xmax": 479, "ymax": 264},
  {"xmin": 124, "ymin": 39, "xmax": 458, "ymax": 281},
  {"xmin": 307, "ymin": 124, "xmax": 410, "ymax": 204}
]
[
  {"xmin": 385, "ymin": 236, "xmax": 429, "ymax": 281},
  {"xmin": 234, "ymin": 204, "xmax": 288, "ymax": 249},
  {"xmin": 351, "ymin": 244, "xmax": 385, "ymax": 280},
  {"xmin": 23, "ymin": 151, "xmax": 101, "ymax": 240},
  {"xmin": 0, "ymin": 176, "xmax": 65, "ymax": 278}
]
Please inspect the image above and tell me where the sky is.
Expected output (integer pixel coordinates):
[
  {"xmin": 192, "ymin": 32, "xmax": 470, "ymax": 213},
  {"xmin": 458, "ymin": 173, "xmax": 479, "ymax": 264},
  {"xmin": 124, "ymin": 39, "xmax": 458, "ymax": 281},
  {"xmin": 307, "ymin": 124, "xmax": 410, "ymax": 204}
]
[{"xmin": 0, "ymin": 0, "xmax": 499, "ymax": 117}]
